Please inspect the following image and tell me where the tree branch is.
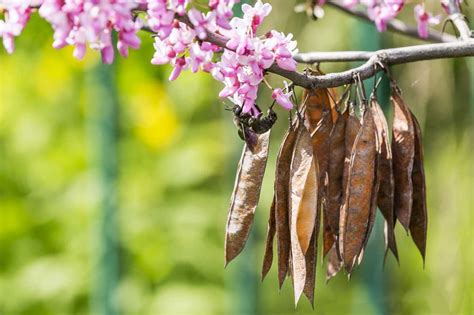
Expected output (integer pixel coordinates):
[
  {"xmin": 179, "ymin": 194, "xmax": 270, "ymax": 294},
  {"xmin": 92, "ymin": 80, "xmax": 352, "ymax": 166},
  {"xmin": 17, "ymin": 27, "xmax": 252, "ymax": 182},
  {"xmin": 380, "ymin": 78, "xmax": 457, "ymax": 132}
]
[
  {"xmin": 144, "ymin": 18, "xmax": 474, "ymax": 89},
  {"xmin": 284, "ymin": 42, "xmax": 474, "ymax": 88},
  {"xmin": 326, "ymin": 0, "xmax": 457, "ymax": 43}
]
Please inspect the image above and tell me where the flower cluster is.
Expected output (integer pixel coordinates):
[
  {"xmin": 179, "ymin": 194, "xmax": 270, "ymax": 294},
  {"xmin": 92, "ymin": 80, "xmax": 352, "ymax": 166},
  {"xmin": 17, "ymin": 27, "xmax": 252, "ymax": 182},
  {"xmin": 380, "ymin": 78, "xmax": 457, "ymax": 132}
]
[
  {"xmin": 37, "ymin": 0, "xmax": 142, "ymax": 63},
  {"xmin": 0, "ymin": 1, "xmax": 36, "ymax": 53},
  {"xmin": 211, "ymin": 1, "xmax": 297, "ymax": 114},
  {"xmin": 150, "ymin": 0, "xmax": 297, "ymax": 114}
]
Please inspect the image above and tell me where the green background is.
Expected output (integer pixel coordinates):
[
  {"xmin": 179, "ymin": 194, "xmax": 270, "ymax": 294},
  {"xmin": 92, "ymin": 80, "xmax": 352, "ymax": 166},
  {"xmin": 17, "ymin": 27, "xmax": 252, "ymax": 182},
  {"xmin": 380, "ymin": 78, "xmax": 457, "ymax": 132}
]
[{"xmin": 0, "ymin": 1, "xmax": 473, "ymax": 314}]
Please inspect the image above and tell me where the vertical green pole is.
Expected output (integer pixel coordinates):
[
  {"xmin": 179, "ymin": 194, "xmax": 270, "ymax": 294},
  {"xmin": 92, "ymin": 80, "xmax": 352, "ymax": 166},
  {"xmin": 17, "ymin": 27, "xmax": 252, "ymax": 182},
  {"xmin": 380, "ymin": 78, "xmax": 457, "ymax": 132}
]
[
  {"xmin": 89, "ymin": 61, "xmax": 120, "ymax": 315},
  {"xmin": 225, "ymin": 2, "xmax": 259, "ymax": 314},
  {"xmin": 352, "ymin": 22, "xmax": 389, "ymax": 315}
]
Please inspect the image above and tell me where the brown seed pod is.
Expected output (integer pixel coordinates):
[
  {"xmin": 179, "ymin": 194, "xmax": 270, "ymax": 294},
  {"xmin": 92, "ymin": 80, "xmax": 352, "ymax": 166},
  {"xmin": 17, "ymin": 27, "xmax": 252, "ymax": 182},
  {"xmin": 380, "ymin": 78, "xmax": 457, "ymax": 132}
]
[
  {"xmin": 290, "ymin": 124, "xmax": 316, "ymax": 304},
  {"xmin": 303, "ymin": 219, "xmax": 319, "ymax": 307},
  {"xmin": 409, "ymin": 112, "xmax": 428, "ymax": 264},
  {"xmin": 326, "ymin": 245, "xmax": 343, "ymax": 282},
  {"xmin": 327, "ymin": 111, "xmax": 349, "ymax": 239},
  {"xmin": 370, "ymin": 100, "xmax": 399, "ymax": 262},
  {"xmin": 274, "ymin": 125, "xmax": 299, "ymax": 288},
  {"xmin": 341, "ymin": 110, "xmax": 377, "ymax": 273},
  {"xmin": 291, "ymin": 125, "xmax": 318, "ymax": 255},
  {"xmin": 310, "ymin": 111, "xmax": 333, "ymax": 257},
  {"xmin": 391, "ymin": 87, "xmax": 415, "ymax": 231},
  {"xmin": 262, "ymin": 196, "xmax": 276, "ymax": 280},
  {"xmin": 338, "ymin": 109, "xmax": 361, "ymax": 259},
  {"xmin": 225, "ymin": 131, "xmax": 271, "ymax": 265},
  {"xmin": 322, "ymin": 209, "xmax": 334, "ymax": 258}
]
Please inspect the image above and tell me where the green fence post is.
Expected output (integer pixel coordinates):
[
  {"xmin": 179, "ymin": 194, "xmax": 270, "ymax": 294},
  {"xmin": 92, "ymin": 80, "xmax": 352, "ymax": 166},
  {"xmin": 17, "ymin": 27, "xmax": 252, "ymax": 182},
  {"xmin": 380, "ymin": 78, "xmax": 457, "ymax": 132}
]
[{"xmin": 88, "ymin": 61, "xmax": 121, "ymax": 315}]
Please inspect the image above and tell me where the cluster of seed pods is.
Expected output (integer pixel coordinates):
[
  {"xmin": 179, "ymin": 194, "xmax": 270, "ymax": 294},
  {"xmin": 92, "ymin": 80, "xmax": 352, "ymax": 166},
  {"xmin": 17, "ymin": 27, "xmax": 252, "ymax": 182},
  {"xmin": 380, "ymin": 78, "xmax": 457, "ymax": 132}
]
[{"xmin": 224, "ymin": 71, "xmax": 428, "ymax": 306}]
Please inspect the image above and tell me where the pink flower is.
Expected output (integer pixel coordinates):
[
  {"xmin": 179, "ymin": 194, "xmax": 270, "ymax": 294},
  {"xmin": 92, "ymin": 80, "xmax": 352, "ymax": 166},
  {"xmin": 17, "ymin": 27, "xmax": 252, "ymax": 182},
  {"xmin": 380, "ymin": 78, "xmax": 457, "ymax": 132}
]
[
  {"xmin": 188, "ymin": 8, "xmax": 208, "ymax": 40},
  {"xmin": 0, "ymin": 2, "xmax": 32, "ymax": 53},
  {"xmin": 169, "ymin": 56, "xmax": 188, "ymax": 81},
  {"xmin": 242, "ymin": 0, "xmax": 272, "ymax": 34},
  {"xmin": 414, "ymin": 4, "xmax": 440, "ymax": 39},
  {"xmin": 38, "ymin": 0, "xmax": 141, "ymax": 63},
  {"xmin": 272, "ymin": 87, "xmax": 293, "ymax": 110}
]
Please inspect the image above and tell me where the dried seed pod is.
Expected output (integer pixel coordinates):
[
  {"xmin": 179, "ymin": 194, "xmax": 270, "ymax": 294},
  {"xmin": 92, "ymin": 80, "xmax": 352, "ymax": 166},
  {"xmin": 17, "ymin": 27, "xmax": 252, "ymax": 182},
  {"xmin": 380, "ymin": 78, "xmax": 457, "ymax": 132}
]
[
  {"xmin": 409, "ymin": 113, "xmax": 428, "ymax": 264},
  {"xmin": 370, "ymin": 100, "xmax": 399, "ymax": 262},
  {"xmin": 291, "ymin": 125, "xmax": 318, "ymax": 255},
  {"xmin": 326, "ymin": 245, "xmax": 343, "ymax": 282},
  {"xmin": 290, "ymin": 124, "xmax": 316, "ymax": 304},
  {"xmin": 338, "ymin": 109, "xmax": 361, "ymax": 259},
  {"xmin": 303, "ymin": 219, "xmax": 318, "ymax": 307},
  {"xmin": 310, "ymin": 111, "xmax": 333, "ymax": 257},
  {"xmin": 341, "ymin": 110, "xmax": 377, "ymax": 273},
  {"xmin": 322, "ymin": 209, "xmax": 334, "ymax": 258},
  {"xmin": 391, "ymin": 88, "xmax": 415, "ymax": 231},
  {"xmin": 262, "ymin": 196, "xmax": 276, "ymax": 280},
  {"xmin": 327, "ymin": 111, "xmax": 348, "ymax": 238},
  {"xmin": 225, "ymin": 131, "xmax": 271, "ymax": 265},
  {"xmin": 274, "ymin": 125, "xmax": 299, "ymax": 288}
]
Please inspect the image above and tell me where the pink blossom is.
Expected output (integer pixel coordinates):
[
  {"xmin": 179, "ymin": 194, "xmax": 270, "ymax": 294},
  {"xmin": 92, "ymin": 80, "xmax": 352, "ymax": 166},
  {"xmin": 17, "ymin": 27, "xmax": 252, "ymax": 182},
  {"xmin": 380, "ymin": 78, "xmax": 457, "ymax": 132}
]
[
  {"xmin": 0, "ymin": 2, "xmax": 33, "ymax": 53},
  {"xmin": 272, "ymin": 87, "xmax": 293, "ymax": 110},
  {"xmin": 188, "ymin": 8, "xmax": 208, "ymax": 40},
  {"xmin": 241, "ymin": 0, "xmax": 272, "ymax": 34},
  {"xmin": 414, "ymin": 4, "xmax": 440, "ymax": 39},
  {"xmin": 38, "ymin": 0, "xmax": 141, "ymax": 62}
]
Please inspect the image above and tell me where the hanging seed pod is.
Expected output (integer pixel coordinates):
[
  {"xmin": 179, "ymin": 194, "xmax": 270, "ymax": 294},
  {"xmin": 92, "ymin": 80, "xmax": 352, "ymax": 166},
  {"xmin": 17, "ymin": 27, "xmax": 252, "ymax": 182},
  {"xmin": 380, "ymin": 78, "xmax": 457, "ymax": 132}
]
[
  {"xmin": 338, "ymin": 107, "xmax": 361, "ymax": 259},
  {"xmin": 310, "ymin": 111, "xmax": 333, "ymax": 257},
  {"xmin": 370, "ymin": 99, "xmax": 399, "ymax": 262},
  {"xmin": 409, "ymin": 113, "xmax": 428, "ymax": 264},
  {"xmin": 303, "ymin": 220, "xmax": 318, "ymax": 307},
  {"xmin": 327, "ymin": 110, "xmax": 349, "ymax": 239},
  {"xmin": 273, "ymin": 126, "xmax": 299, "ymax": 288},
  {"xmin": 289, "ymin": 124, "xmax": 317, "ymax": 304},
  {"xmin": 225, "ymin": 131, "xmax": 271, "ymax": 265},
  {"xmin": 262, "ymin": 196, "xmax": 276, "ymax": 280},
  {"xmin": 391, "ymin": 87, "xmax": 415, "ymax": 231},
  {"xmin": 326, "ymin": 245, "xmax": 343, "ymax": 282},
  {"xmin": 322, "ymin": 211, "xmax": 334, "ymax": 258},
  {"xmin": 341, "ymin": 110, "xmax": 377, "ymax": 273}
]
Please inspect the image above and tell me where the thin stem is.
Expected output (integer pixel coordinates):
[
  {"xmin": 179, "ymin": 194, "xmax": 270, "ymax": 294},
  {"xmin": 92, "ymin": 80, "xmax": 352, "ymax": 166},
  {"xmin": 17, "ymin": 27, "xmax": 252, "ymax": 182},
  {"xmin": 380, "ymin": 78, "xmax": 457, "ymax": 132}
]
[{"xmin": 326, "ymin": 0, "xmax": 458, "ymax": 43}]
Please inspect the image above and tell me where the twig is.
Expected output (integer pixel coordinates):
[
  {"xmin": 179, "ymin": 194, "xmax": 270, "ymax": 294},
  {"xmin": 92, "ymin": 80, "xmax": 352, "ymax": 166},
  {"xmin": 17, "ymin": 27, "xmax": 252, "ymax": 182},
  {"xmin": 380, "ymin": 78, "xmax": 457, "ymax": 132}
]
[
  {"xmin": 326, "ymin": 0, "xmax": 457, "ymax": 43},
  {"xmin": 281, "ymin": 42, "xmax": 474, "ymax": 88},
  {"xmin": 444, "ymin": 0, "xmax": 473, "ymax": 41}
]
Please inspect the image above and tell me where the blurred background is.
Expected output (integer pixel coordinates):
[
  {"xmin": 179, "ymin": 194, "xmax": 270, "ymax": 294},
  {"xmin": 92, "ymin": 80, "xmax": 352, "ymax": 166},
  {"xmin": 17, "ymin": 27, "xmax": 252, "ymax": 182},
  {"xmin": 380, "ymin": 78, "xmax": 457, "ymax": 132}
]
[{"xmin": 0, "ymin": 1, "xmax": 473, "ymax": 314}]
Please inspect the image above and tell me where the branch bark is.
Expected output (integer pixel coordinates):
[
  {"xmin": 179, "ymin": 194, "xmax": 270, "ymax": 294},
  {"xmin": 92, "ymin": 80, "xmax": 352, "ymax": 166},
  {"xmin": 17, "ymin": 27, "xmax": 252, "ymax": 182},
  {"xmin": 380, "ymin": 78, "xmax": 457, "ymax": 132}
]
[{"xmin": 326, "ymin": 0, "xmax": 457, "ymax": 43}]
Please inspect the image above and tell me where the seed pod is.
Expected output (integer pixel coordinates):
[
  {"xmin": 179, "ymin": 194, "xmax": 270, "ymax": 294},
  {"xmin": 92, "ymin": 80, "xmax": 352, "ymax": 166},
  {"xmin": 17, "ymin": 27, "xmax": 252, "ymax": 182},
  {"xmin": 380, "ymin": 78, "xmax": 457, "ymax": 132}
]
[
  {"xmin": 225, "ymin": 131, "xmax": 271, "ymax": 265},
  {"xmin": 338, "ymin": 109, "xmax": 361, "ymax": 259},
  {"xmin": 341, "ymin": 111, "xmax": 377, "ymax": 273},
  {"xmin": 262, "ymin": 196, "xmax": 276, "ymax": 280},
  {"xmin": 370, "ymin": 100, "xmax": 399, "ymax": 262},
  {"xmin": 391, "ymin": 88, "xmax": 415, "ymax": 231},
  {"xmin": 326, "ymin": 245, "xmax": 343, "ymax": 282},
  {"xmin": 274, "ymin": 125, "xmax": 299, "ymax": 287},
  {"xmin": 290, "ymin": 124, "xmax": 316, "ymax": 304},
  {"xmin": 303, "ymin": 218, "xmax": 319, "ymax": 307},
  {"xmin": 310, "ymin": 111, "xmax": 333, "ymax": 257},
  {"xmin": 327, "ymin": 111, "xmax": 348, "ymax": 238},
  {"xmin": 409, "ymin": 112, "xmax": 428, "ymax": 264},
  {"xmin": 322, "ymin": 209, "xmax": 334, "ymax": 258},
  {"xmin": 291, "ymin": 125, "xmax": 318, "ymax": 255}
]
